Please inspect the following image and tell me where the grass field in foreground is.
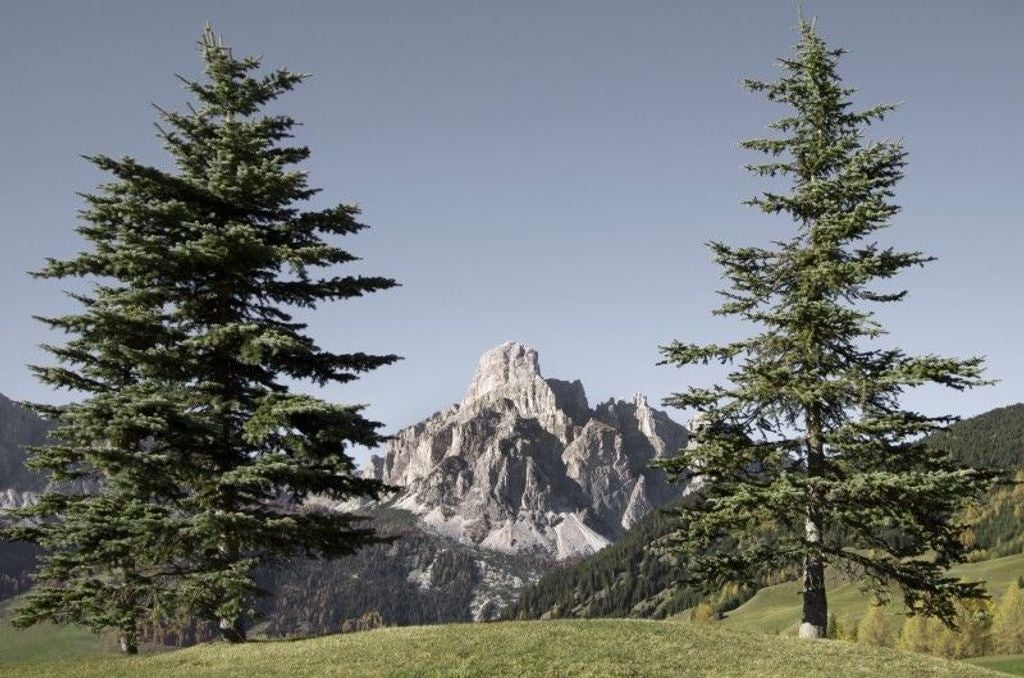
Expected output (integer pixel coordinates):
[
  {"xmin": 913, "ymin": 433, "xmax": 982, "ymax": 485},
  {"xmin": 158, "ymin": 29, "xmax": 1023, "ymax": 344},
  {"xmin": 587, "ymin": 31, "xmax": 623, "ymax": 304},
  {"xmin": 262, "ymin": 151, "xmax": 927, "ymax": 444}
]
[
  {"xmin": 3, "ymin": 619, "xmax": 1003, "ymax": 678},
  {"xmin": 4, "ymin": 554, "xmax": 1021, "ymax": 673}
]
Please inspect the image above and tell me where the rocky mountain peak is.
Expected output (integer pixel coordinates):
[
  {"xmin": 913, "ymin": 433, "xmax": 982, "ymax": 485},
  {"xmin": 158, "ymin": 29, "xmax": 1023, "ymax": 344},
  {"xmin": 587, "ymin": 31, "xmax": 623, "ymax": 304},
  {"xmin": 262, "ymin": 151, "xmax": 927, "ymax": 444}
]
[
  {"xmin": 362, "ymin": 343, "xmax": 691, "ymax": 561},
  {"xmin": 463, "ymin": 341, "xmax": 541, "ymax": 403}
]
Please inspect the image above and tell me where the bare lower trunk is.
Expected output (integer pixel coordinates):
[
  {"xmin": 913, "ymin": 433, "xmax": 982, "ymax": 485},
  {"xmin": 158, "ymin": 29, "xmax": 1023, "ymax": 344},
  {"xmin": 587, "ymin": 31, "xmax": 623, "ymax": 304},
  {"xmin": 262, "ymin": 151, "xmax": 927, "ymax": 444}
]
[
  {"xmin": 799, "ymin": 510, "xmax": 827, "ymax": 639},
  {"xmin": 118, "ymin": 628, "xmax": 139, "ymax": 655},
  {"xmin": 217, "ymin": 526, "xmax": 247, "ymax": 643},
  {"xmin": 219, "ymin": 616, "xmax": 247, "ymax": 643},
  {"xmin": 800, "ymin": 406, "xmax": 828, "ymax": 640}
]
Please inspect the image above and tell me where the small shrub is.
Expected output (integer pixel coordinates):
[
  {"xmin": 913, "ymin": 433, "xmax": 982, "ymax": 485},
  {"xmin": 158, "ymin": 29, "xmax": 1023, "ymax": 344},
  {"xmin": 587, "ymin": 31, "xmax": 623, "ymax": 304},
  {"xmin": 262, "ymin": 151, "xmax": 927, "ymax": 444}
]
[{"xmin": 690, "ymin": 603, "xmax": 720, "ymax": 625}]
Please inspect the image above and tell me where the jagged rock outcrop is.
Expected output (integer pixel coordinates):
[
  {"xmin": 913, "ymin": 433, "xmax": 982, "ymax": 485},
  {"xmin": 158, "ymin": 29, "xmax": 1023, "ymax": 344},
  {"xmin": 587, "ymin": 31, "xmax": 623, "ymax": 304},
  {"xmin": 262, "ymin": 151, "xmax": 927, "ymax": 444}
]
[
  {"xmin": 0, "ymin": 393, "xmax": 51, "ymax": 513},
  {"xmin": 0, "ymin": 393, "xmax": 55, "ymax": 600},
  {"xmin": 362, "ymin": 342, "xmax": 690, "ymax": 560}
]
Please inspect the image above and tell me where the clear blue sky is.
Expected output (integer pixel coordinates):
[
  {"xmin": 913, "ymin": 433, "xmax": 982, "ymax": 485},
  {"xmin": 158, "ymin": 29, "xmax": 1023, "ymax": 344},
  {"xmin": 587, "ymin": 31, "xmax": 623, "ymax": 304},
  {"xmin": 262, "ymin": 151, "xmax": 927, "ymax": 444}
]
[{"xmin": 1, "ymin": 1, "xmax": 1021, "ymax": 462}]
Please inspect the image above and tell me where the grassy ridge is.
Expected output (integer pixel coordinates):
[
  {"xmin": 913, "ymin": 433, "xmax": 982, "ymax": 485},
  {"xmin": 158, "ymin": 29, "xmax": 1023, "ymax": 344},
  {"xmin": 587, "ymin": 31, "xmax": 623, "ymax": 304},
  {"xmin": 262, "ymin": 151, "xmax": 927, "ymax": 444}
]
[
  {"xmin": 716, "ymin": 553, "xmax": 1024, "ymax": 635},
  {"xmin": 3, "ymin": 619, "xmax": 1002, "ymax": 678}
]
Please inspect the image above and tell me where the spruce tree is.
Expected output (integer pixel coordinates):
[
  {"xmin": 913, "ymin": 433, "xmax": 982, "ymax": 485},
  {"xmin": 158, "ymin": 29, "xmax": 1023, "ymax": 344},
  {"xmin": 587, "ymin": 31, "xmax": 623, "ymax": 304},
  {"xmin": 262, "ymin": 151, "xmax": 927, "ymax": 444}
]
[
  {"xmin": 6, "ymin": 27, "xmax": 397, "ymax": 649},
  {"xmin": 656, "ymin": 18, "xmax": 996, "ymax": 639}
]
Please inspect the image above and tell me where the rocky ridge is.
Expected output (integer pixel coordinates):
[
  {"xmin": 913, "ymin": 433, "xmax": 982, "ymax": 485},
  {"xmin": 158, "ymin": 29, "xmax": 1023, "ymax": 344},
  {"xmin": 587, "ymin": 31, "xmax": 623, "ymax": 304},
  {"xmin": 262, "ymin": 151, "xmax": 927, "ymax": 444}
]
[
  {"xmin": 0, "ymin": 393, "xmax": 54, "ymax": 599},
  {"xmin": 0, "ymin": 394, "xmax": 50, "ymax": 514}
]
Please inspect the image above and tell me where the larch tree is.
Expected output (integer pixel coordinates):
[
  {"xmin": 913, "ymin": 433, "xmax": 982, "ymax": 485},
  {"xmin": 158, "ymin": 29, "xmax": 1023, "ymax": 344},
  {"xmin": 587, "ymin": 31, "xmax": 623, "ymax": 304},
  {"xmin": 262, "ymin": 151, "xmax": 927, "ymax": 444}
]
[
  {"xmin": 6, "ymin": 27, "xmax": 398, "ymax": 651},
  {"xmin": 856, "ymin": 603, "xmax": 894, "ymax": 648},
  {"xmin": 992, "ymin": 582, "xmax": 1024, "ymax": 654},
  {"xmin": 896, "ymin": 613, "xmax": 937, "ymax": 654},
  {"xmin": 655, "ymin": 18, "xmax": 996, "ymax": 639}
]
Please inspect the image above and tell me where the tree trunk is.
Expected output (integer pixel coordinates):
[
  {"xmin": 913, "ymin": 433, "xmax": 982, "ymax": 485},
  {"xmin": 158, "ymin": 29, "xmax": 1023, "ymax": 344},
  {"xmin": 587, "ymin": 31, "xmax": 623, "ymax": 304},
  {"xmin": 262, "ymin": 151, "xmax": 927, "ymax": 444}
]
[
  {"xmin": 799, "ymin": 507, "xmax": 827, "ymax": 638},
  {"xmin": 219, "ymin": 616, "xmax": 247, "ymax": 643},
  {"xmin": 800, "ymin": 407, "xmax": 828, "ymax": 639},
  {"xmin": 217, "ymin": 537, "xmax": 247, "ymax": 643},
  {"xmin": 118, "ymin": 627, "xmax": 139, "ymax": 655}
]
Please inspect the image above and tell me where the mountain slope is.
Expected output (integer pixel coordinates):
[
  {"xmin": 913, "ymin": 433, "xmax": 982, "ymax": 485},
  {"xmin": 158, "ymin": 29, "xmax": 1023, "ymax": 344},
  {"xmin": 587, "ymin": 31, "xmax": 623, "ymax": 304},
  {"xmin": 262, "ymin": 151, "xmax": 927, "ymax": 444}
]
[
  {"xmin": 716, "ymin": 552, "xmax": 1024, "ymax": 636},
  {"xmin": 0, "ymin": 393, "xmax": 51, "ymax": 499},
  {"xmin": 507, "ymin": 496, "xmax": 700, "ymax": 621},
  {"xmin": 266, "ymin": 341, "xmax": 695, "ymax": 630},
  {"xmin": 930, "ymin": 404, "xmax": 1024, "ymax": 471},
  {"xmin": 0, "ymin": 342, "xmax": 695, "ymax": 634},
  {"xmin": 251, "ymin": 507, "xmax": 548, "ymax": 635}
]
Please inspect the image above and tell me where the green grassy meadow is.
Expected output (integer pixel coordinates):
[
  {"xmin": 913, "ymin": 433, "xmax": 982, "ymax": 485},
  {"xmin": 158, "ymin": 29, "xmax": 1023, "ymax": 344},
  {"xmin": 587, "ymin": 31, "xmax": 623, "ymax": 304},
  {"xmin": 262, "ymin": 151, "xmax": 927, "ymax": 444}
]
[
  {"xmin": 0, "ymin": 600, "xmax": 117, "ymax": 665},
  {"xmin": 2, "ymin": 619, "xmax": 1004, "ymax": 678},
  {"xmin": 3, "ymin": 555, "xmax": 1022, "ymax": 675},
  {"xmin": 968, "ymin": 656, "xmax": 1024, "ymax": 676},
  {"xmin": 718, "ymin": 553, "xmax": 1024, "ymax": 637}
]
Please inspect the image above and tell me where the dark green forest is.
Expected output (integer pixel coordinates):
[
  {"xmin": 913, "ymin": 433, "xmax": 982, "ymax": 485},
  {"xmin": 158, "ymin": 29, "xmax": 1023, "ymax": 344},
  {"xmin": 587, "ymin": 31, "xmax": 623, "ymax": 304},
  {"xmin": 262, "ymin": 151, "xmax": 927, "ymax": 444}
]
[
  {"xmin": 507, "ymin": 496, "xmax": 712, "ymax": 621},
  {"xmin": 932, "ymin": 404, "xmax": 1024, "ymax": 473}
]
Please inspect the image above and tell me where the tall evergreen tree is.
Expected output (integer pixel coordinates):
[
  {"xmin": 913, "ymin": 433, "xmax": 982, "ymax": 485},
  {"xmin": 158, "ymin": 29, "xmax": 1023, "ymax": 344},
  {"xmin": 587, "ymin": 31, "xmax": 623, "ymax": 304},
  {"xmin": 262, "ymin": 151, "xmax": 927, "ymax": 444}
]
[
  {"xmin": 655, "ymin": 18, "xmax": 995, "ymax": 639},
  {"xmin": 6, "ymin": 27, "xmax": 397, "ymax": 651}
]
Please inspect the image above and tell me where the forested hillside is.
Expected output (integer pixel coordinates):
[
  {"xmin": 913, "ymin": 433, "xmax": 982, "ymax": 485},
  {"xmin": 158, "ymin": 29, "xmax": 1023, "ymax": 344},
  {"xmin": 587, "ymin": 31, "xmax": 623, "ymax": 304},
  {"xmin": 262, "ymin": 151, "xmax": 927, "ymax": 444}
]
[
  {"xmin": 939, "ymin": 404, "xmax": 1024, "ymax": 561},
  {"xmin": 507, "ymin": 498, "xmax": 698, "ymax": 620},
  {"xmin": 508, "ymin": 404, "xmax": 1024, "ymax": 621},
  {"xmin": 0, "ymin": 394, "xmax": 51, "ymax": 493},
  {"xmin": 932, "ymin": 404, "xmax": 1024, "ymax": 471}
]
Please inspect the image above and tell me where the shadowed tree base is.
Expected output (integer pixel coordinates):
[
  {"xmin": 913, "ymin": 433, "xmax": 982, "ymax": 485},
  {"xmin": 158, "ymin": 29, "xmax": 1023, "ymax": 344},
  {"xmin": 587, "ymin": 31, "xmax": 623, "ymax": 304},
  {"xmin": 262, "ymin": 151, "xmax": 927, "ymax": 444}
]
[{"xmin": 220, "ymin": 618, "xmax": 247, "ymax": 644}]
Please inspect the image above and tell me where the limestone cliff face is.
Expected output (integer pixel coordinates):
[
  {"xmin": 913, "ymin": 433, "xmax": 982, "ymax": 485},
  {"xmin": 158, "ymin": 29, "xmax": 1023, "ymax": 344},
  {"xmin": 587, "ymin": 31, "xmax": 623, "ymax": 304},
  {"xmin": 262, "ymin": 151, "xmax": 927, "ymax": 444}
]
[{"xmin": 364, "ymin": 342, "xmax": 691, "ymax": 560}]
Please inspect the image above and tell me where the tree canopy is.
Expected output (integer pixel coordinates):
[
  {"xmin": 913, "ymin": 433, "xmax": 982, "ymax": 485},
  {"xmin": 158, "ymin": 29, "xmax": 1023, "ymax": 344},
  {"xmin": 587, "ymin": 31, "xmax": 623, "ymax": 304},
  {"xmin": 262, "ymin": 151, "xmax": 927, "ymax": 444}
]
[{"xmin": 6, "ymin": 26, "xmax": 398, "ymax": 652}]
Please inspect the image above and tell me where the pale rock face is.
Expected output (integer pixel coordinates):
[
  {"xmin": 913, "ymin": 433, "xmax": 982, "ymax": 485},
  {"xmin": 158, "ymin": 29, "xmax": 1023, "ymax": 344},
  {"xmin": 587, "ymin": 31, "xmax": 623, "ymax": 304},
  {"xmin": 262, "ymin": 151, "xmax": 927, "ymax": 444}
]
[
  {"xmin": 621, "ymin": 476, "xmax": 654, "ymax": 530},
  {"xmin": 0, "ymin": 488, "xmax": 37, "ymax": 513},
  {"xmin": 463, "ymin": 342, "xmax": 541, "ymax": 405},
  {"xmin": 469, "ymin": 560, "xmax": 526, "ymax": 622},
  {"xmin": 367, "ymin": 342, "xmax": 691, "ymax": 560}
]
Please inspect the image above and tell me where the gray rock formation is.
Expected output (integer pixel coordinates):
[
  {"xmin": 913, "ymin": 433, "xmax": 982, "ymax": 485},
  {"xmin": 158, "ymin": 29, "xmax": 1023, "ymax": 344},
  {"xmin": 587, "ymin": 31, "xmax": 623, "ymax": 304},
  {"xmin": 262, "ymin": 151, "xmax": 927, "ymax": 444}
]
[{"xmin": 362, "ymin": 342, "xmax": 690, "ymax": 560}]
